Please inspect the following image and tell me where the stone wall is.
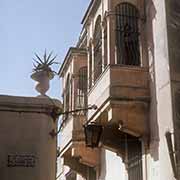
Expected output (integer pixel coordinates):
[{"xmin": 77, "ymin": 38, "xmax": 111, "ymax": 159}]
[
  {"xmin": 146, "ymin": 0, "xmax": 176, "ymax": 179},
  {"xmin": 165, "ymin": 0, "xmax": 180, "ymax": 178},
  {"xmin": 0, "ymin": 95, "xmax": 62, "ymax": 180},
  {"xmin": 99, "ymin": 149, "xmax": 126, "ymax": 180}
]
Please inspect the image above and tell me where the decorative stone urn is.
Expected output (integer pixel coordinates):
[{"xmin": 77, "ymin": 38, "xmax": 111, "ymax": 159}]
[
  {"xmin": 31, "ymin": 51, "xmax": 57, "ymax": 97},
  {"xmin": 31, "ymin": 70, "xmax": 54, "ymax": 97}
]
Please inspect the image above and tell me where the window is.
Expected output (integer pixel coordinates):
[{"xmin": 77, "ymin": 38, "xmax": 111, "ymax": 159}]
[
  {"xmin": 64, "ymin": 74, "xmax": 71, "ymax": 119},
  {"xmin": 104, "ymin": 19, "xmax": 108, "ymax": 67},
  {"xmin": 94, "ymin": 16, "xmax": 102, "ymax": 82},
  {"xmin": 66, "ymin": 170, "xmax": 76, "ymax": 180},
  {"xmin": 89, "ymin": 44, "xmax": 93, "ymax": 89},
  {"xmin": 77, "ymin": 67, "xmax": 88, "ymax": 111},
  {"xmin": 116, "ymin": 3, "xmax": 140, "ymax": 66},
  {"xmin": 126, "ymin": 135, "xmax": 143, "ymax": 180},
  {"xmin": 87, "ymin": 167, "xmax": 96, "ymax": 180}
]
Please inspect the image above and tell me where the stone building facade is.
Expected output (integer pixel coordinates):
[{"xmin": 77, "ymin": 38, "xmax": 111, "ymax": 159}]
[{"xmin": 58, "ymin": 0, "xmax": 180, "ymax": 180}]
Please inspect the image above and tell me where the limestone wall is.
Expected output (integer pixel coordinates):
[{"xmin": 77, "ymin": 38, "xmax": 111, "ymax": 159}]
[
  {"xmin": 0, "ymin": 95, "xmax": 62, "ymax": 180},
  {"xmin": 165, "ymin": 0, "xmax": 180, "ymax": 177},
  {"xmin": 146, "ymin": 0, "xmax": 175, "ymax": 179}
]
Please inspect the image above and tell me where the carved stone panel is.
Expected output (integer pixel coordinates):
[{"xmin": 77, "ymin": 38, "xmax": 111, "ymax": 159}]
[{"xmin": 7, "ymin": 154, "xmax": 36, "ymax": 167}]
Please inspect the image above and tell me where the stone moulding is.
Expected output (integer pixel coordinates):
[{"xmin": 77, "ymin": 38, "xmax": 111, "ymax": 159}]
[{"xmin": 0, "ymin": 95, "xmax": 62, "ymax": 115}]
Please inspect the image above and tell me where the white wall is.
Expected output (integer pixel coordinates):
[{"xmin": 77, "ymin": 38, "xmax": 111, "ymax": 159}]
[
  {"xmin": 99, "ymin": 149, "xmax": 126, "ymax": 180},
  {"xmin": 146, "ymin": 0, "xmax": 175, "ymax": 179}
]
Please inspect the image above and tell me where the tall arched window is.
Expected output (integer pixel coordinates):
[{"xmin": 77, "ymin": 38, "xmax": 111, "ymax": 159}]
[
  {"xmin": 64, "ymin": 74, "xmax": 71, "ymax": 119},
  {"xmin": 116, "ymin": 3, "xmax": 140, "ymax": 66},
  {"xmin": 77, "ymin": 66, "xmax": 87, "ymax": 110},
  {"xmin": 89, "ymin": 44, "xmax": 93, "ymax": 89},
  {"xmin": 94, "ymin": 16, "xmax": 102, "ymax": 82},
  {"xmin": 103, "ymin": 19, "xmax": 108, "ymax": 68}
]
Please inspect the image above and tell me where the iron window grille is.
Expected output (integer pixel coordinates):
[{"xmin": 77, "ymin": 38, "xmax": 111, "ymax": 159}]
[
  {"xmin": 89, "ymin": 45, "xmax": 93, "ymax": 89},
  {"xmin": 76, "ymin": 67, "xmax": 88, "ymax": 114},
  {"xmin": 127, "ymin": 138, "xmax": 143, "ymax": 180},
  {"xmin": 121, "ymin": 134, "xmax": 143, "ymax": 180},
  {"xmin": 64, "ymin": 75, "xmax": 71, "ymax": 120},
  {"xmin": 94, "ymin": 16, "xmax": 103, "ymax": 82},
  {"xmin": 92, "ymin": 63, "xmax": 102, "ymax": 83},
  {"xmin": 116, "ymin": 3, "xmax": 140, "ymax": 66},
  {"xmin": 104, "ymin": 21, "xmax": 108, "ymax": 68},
  {"xmin": 65, "ymin": 170, "xmax": 76, "ymax": 180}
]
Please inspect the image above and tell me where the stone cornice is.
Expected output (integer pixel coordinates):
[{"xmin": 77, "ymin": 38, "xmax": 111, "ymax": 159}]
[{"xmin": 0, "ymin": 95, "xmax": 62, "ymax": 113}]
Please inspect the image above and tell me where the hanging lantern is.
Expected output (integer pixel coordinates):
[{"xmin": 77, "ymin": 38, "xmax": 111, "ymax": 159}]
[{"xmin": 84, "ymin": 123, "xmax": 103, "ymax": 148}]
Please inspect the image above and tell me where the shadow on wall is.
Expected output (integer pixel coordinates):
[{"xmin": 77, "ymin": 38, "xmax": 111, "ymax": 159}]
[{"xmin": 146, "ymin": 0, "xmax": 159, "ymax": 161}]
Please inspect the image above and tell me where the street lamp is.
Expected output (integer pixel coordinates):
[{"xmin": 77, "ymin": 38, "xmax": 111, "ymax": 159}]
[
  {"xmin": 49, "ymin": 105, "xmax": 98, "ymax": 138},
  {"xmin": 84, "ymin": 123, "xmax": 103, "ymax": 148}
]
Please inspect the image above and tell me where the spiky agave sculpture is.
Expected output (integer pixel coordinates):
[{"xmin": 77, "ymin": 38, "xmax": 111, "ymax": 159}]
[{"xmin": 33, "ymin": 50, "xmax": 58, "ymax": 73}]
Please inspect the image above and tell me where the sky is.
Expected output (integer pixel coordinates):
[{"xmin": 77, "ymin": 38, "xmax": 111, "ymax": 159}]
[{"xmin": 0, "ymin": 0, "xmax": 89, "ymax": 100}]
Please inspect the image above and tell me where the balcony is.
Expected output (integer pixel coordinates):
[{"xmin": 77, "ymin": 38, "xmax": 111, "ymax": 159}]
[
  {"xmin": 60, "ymin": 114, "xmax": 99, "ymax": 175},
  {"xmin": 88, "ymin": 65, "xmax": 150, "ymax": 137}
]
